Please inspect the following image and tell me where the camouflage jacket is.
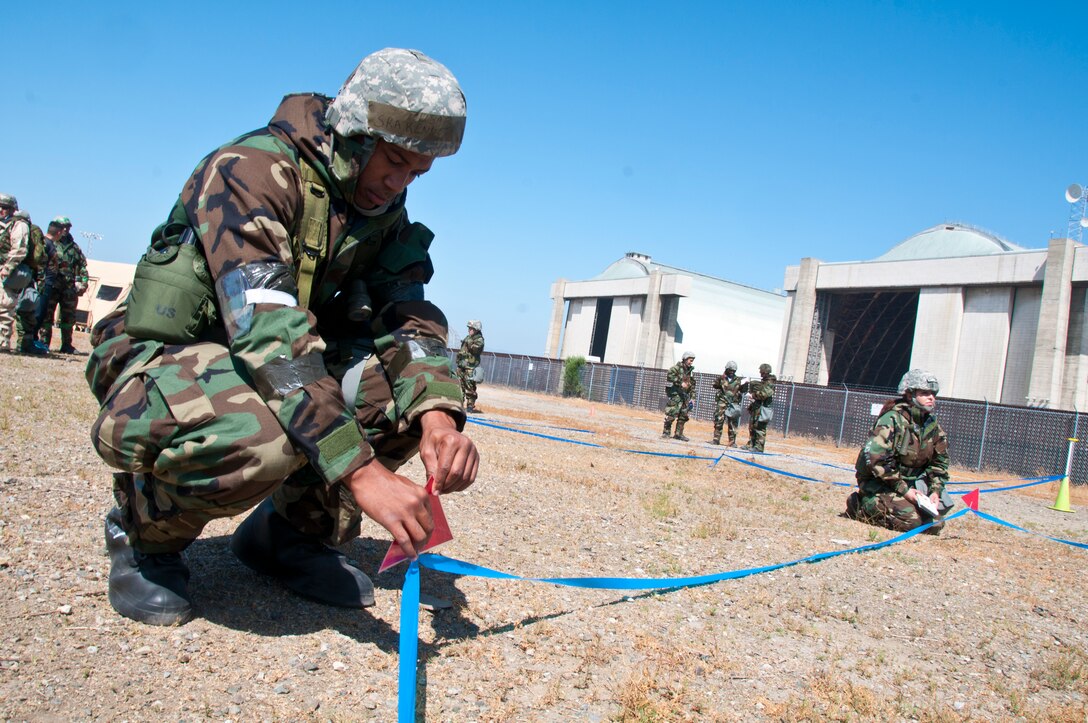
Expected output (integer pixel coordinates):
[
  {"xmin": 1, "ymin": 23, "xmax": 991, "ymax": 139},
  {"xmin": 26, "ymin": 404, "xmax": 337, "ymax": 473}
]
[
  {"xmin": 665, "ymin": 362, "xmax": 696, "ymax": 400},
  {"xmin": 456, "ymin": 331, "xmax": 484, "ymax": 370},
  {"xmin": 45, "ymin": 234, "xmax": 88, "ymax": 286},
  {"xmin": 712, "ymin": 373, "xmax": 744, "ymax": 405},
  {"xmin": 87, "ymin": 93, "xmax": 463, "ymax": 487},
  {"xmin": 0, "ymin": 217, "xmax": 29, "ymax": 275},
  {"xmin": 747, "ymin": 374, "xmax": 775, "ymax": 412},
  {"xmin": 855, "ymin": 401, "xmax": 950, "ymax": 497}
]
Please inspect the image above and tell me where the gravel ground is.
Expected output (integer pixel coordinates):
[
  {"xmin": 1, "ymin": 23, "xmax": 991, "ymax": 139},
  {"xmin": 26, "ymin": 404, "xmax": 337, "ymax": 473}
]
[{"xmin": 1, "ymin": 341, "xmax": 1087, "ymax": 722}]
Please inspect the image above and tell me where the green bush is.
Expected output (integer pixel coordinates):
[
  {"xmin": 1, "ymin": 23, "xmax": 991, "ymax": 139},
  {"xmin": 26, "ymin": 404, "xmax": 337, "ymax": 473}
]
[{"xmin": 562, "ymin": 356, "xmax": 587, "ymax": 398}]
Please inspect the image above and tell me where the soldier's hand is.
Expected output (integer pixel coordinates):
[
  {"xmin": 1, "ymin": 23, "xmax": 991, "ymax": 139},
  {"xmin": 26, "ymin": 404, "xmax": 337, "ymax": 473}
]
[
  {"xmin": 418, "ymin": 410, "xmax": 479, "ymax": 494},
  {"xmin": 346, "ymin": 461, "xmax": 433, "ymax": 561}
]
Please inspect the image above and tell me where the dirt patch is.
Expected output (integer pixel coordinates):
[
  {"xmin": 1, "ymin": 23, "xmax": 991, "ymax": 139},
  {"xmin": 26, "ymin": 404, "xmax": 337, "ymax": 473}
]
[{"xmin": 1, "ymin": 346, "xmax": 1087, "ymax": 721}]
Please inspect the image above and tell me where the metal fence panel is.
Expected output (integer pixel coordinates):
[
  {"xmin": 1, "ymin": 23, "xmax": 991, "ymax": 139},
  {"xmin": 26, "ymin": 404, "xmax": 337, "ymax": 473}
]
[{"xmin": 455, "ymin": 350, "xmax": 1085, "ymax": 484}]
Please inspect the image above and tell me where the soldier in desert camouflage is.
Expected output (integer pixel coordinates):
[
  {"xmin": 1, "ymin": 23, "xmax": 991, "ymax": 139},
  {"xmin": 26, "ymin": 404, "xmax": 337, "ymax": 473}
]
[
  {"xmin": 87, "ymin": 48, "xmax": 479, "ymax": 626},
  {"xmin": 846, "ymin": 369, "xmax": 952, "ymax": 534}
]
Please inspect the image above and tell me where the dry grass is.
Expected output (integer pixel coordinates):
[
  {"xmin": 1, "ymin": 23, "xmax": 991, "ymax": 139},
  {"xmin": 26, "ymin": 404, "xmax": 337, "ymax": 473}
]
[{"xmin": 1, "ymin": 349, "xmax": 1087, "ymax": 720}]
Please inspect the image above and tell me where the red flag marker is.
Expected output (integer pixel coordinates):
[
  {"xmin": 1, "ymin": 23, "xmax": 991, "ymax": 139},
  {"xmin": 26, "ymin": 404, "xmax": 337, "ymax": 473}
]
[
  {"xmin": 379, "ymin": 476, "xmax": 454, "ymax": 573},
  {"xmin": 962, "ymin": 488, "xmax": 980, "ymax": 511}
]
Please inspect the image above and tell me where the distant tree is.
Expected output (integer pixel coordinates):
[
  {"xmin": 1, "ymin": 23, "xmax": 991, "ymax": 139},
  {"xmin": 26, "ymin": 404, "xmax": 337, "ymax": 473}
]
[{"xmin": 562, "ymin": 356, "xmax": 587, "ymax": 398}]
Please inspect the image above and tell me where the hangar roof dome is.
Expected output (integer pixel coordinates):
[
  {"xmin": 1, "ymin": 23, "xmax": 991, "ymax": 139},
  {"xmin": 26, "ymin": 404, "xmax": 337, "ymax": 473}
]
[{"xmin": 874, "ymin": 223, "xmax": 1022, "ymax": 261}]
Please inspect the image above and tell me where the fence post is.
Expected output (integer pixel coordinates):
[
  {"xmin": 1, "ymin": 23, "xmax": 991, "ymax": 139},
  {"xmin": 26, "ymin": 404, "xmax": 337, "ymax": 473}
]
[
  {"xmin": 976, "ymin": 398, "xmax": 990, "ymax": 471},
  {"xmin": 587, "ymin": 361, "xmax": 595, "ymax": 400},
  {"xmin": 635, "ymin": 366, "xmax": 643, "ymax": 408},
  {"xmin": 784, "ymin": 380, "xmax": 795, "ymax": 438},
  {"xmin": 523, "ymin": 356, "xmax": 530, "ymax": 390},
  {"xmin": 836, "ymin": 384, "xmax": 850, "ymax": 447}
]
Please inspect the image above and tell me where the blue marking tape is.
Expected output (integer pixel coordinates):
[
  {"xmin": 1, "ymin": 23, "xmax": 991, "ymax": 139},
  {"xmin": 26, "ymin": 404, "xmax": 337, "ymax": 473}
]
[
  {"xmin": 969, "ymin": 509, "xmax": 1088, "ymax": 550},
  {"xmin": 398, "ymin": 562, "xmax": 421, "ymax": 722}
]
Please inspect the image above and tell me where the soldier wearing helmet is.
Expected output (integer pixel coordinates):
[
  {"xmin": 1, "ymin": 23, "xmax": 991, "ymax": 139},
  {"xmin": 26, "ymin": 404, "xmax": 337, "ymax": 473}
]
[
  {"xmin": 846, "ymin": 369, "xmax": 952, "ymax": 535},
  {"xmin": 711, "ymin": 360, "xmax": 744, "ymax": 446},
  {"xmin": 86, "ymin": 49, "xmax": 478, "ymax": 626},
  {"xmin": 0, "ymin": 193, "xmax": 31, "ymax": 352},
  {"xmin": 36, "ymin": 215, "xmax": 88, "ymax": 354},
  {"xmin": 741, "ymin": 363, "xmax": 776, "ymax": 452},
  {"xmin": 456, "ymin": 320, "xmax": 486, "ymax": 413},
  {"xmin": 662, "ymin": 350, "xmax": 697, "ymax": 441}
]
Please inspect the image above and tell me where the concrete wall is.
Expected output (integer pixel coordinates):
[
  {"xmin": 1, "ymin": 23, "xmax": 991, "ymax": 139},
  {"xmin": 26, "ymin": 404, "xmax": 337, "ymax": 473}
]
[
  {"xmin": 952, "ymin": 287, "xmax": 1013, "ymax": 401},
  {"xmin": 910, "ymin": 287, "xmax": 963, "ymax": 394},
  {"xmin": 1001, "ymin": 287, "xmax": 1041, "ymax": 405},
  {"xmin": 561, "ymin": 298, "xmax": 595, "ymax": 359}
]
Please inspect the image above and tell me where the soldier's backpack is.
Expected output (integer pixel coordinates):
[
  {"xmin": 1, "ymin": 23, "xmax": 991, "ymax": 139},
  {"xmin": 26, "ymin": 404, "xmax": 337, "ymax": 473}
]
[{"xmin": 24, "ymin": 223, "xmax": 46, "ymax": 271}]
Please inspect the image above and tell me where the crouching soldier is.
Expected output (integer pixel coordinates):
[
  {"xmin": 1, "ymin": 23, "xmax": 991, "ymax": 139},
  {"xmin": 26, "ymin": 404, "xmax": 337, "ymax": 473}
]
[{"xmin": 87, "ymin": 48, "xmax": 480, "ymax": 626}]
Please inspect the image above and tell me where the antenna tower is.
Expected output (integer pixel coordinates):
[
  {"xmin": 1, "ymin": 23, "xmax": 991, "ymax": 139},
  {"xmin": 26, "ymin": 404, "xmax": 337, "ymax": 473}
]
[{"xmin": 1065, "ymin": 183, "xmax": 1088, "ymax": 244}]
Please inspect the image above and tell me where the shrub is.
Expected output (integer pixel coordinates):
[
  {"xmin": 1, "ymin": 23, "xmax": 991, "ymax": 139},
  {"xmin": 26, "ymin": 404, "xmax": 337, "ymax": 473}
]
[{"xmin": 562, "ymin": 356, "xmax": 587, "ymax": 398}]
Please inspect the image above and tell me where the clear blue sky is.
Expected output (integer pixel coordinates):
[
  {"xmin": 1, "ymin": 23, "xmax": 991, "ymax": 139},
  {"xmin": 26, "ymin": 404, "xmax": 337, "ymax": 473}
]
[{"xmin": 4, "ymin": 1, "xmax": 1086, "ymax": 355}]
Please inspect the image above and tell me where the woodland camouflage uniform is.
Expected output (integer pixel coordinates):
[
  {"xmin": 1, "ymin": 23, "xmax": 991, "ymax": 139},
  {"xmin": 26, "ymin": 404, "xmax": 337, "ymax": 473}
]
[
  {"xmin": 744, "ymin": 364, "xmax": 776, "ymax": 452},
  {"xmin": 662, "ymin": 353, "xmax": 696, "ymax": 440},
  {"xmin": 711, "ymin": 366, "xmax": 744, "ymax": 446},
  {"xmin": 38, "ymin": 227, "xmax": 88, "ymax": 352},
  {"xmin": 852, "ymin": 400, "xmax": 950, "ymax": 532},
  {"xmin": 456, "ymin": 323, "xmax": 484, "ymax": 411},
  {"xmin": 87, "ymin": 91, "xmax": 465, "ymax": 553}
]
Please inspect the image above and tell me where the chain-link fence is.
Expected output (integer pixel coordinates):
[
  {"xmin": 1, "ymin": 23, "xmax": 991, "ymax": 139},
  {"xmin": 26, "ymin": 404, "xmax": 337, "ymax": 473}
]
[{"xmin": 459, "ymin": 351, "xmax": 1086, "ymax": 484}]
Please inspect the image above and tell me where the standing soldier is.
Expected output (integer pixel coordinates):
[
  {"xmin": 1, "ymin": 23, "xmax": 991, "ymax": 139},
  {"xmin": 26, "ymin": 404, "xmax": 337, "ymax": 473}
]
[
  {"xmin": 86, "ymin": 48, "xmax": 478, "ymax": 626},
  {"xmin": 10, "ymin": 210, "xmax": 48, "ymax": 354},
  {"xmin": 742, "ymin": 363, "xmax": 776, "ymax": 452},
  {"xmin": 0, "ymin": 193, "xmax": 30, "ymax": 352},
  {"xmin": 456, "ymin": 319, "xmax": 485, "ymax": 413},
  {"xmin": 711, "ymin": 360, "xmax": 744, "ymax": 446},
  {"xmin": 662, "ymin": 350, "xmax": 696, "ymax": 441},
  {"xmin": 38, "ymin": 216, "xmax": 88, "ymax": 354}
]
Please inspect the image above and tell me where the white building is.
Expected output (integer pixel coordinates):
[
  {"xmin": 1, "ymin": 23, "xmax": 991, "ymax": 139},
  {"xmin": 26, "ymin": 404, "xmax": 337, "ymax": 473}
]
[
  {"xmin": 546, "ymin": 252, "xmax": 786, "ymax": 376},
  {"xmin": 779, "ymin": 223, "xmax": 1088, "ymax": 409}
]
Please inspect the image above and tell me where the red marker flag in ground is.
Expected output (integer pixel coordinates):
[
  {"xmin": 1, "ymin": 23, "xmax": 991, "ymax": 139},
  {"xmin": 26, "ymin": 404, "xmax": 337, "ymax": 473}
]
[
  {"xmin": 962, "ymin": 488, "xmax": 980, "ymax": 511},
  {"xmin": 379, "ymin": 476, "xmax": 453, "ymax": 573}
]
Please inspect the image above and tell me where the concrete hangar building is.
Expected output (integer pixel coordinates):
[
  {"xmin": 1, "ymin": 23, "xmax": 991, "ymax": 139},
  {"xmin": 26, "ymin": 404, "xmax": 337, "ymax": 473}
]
[
  {"xmin": 778, "ymin": 223, "xmax": 1088, "ymax": 410},
  {"xmin": 546, "ymin": 252, "xmax": 786, "ymax": 375}
]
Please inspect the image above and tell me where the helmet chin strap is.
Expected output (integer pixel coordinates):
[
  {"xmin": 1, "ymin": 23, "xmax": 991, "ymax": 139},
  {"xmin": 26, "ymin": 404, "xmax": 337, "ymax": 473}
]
[{"xmin": 328, "ymin": 133, "xmax": 377, "ymax": 209}]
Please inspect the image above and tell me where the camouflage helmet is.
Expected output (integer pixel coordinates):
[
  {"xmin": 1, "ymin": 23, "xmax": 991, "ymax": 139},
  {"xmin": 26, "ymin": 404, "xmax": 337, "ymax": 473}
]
[
  {"xmin": 682, "ymin": 350, "xmax": 696, "ymax": 361},
  {"xmin": 52, "ymin": 216, "xmax": 71, "ymax": 227},
  {"xmin": 326, "ymin": 48, "xmax": 467, "ymax": 157},
  {"xmin": 467, "ymin": 319, "xmax": 482, "ymax": 332},
  {"xmin": 898, "ymin": 369, "xmax": 940, "ymax": 395},
  {"xmin": 759, "ymin": 363, "xmax": 772, "ymax": 376},
  {"xmin": 724, "ymin": 360, "xmax": 738, "ymax": 372},
  {"xmin": 0, "ymin": 193, "xmax": 18, "ymax": 210}
]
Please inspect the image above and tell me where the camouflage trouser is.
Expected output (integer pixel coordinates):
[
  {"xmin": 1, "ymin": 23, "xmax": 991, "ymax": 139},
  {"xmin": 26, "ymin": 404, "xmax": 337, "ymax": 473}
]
[
  {"xmin": 712, "ymin": 401, "xmax": 739, "ymax": 444},
  {"xmin": 748, "ymin": 412, "xmax": 768, "ymax": 451},
  {"xmin": 38, "ymin": 282, "xmax": 78, "ymax": 345},
  {"xmin": 855, "ymin": 491, "xmax": 943, "ymax": 533},
  {"xmin": 458, "ymin": 367, "xmax": 478, "ymax": 408},
  {"xmin": 92, "ymin": 341, "xmax": 427, "ymax": 553},
  {"xmin": 0, "ymin": 284, "xmax": 16, "ymax": 350},
  {"xmin": 663, "ymin": 391, "xmax": 691, "ymax": 424}
]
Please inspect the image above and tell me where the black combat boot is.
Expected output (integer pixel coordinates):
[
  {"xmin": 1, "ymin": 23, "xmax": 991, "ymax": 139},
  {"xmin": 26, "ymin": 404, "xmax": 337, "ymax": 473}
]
[
  {"xmin": 58, "ymin": 328, "xmax": 77, "ymax": 354},
  {"xmin": 673, "ymin": 421, "xmax": 690, "ymax": 442},
  {"xmin": 18, "ymin": 337, "xmax": 47, "ymax": 355},
  {"xmin": 844, "ymin": 491, "xmax": 860, "ymax": 519},
  {"xmin": 662, "ymin": 420, "xmax": 672, "ymax": 438},
  {"xmin": 105, "ymin": 508, "xmax": 193, "ymax": 626},
  {"xmin": 231, "ymin": 498, "xmax": 375, "ymax": 608}
]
